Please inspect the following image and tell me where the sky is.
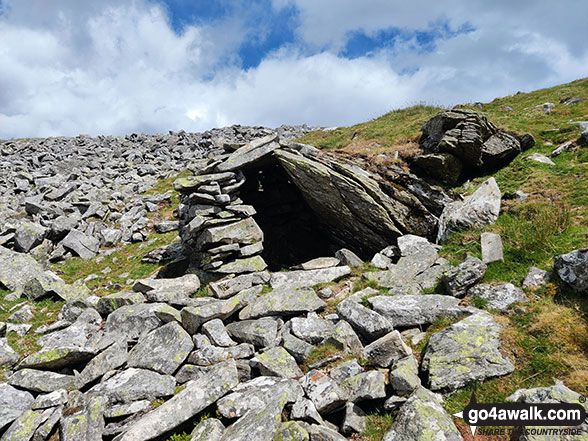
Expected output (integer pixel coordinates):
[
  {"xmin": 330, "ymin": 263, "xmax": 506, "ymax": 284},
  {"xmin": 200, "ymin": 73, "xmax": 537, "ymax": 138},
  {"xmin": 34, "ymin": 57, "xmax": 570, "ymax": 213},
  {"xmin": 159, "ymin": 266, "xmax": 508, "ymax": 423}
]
[{"xmin": 1, "ymin": 1, "xmax": 587, "ymax": 139}]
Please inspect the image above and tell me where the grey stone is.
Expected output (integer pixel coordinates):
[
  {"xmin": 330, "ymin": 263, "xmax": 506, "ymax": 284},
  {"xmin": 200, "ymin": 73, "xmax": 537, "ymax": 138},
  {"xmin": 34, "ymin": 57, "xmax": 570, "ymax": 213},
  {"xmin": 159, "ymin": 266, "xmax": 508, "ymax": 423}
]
[
  {"xmin": 254, "ymin": 346, "xmax": 302, "ymax": 378},
  {"xmin": 341, "ymin": 402, "xmax": 367, "ymax": 434},
  {"xmin": 14, "ymin": 221, "xmax": 46, "ymax": 253},
  {"xmin": 208, "ymin": 271, "xmax": 270, "ymax": 299},
  {"xmin": 0, "ymin": 338, "xmax": 19, "ymax": 368},
  {"xmin": 412, "ymin": 153, "xmax": 463, "ymax": 185},
  {"xmin": 554, "ymin": 248, "xmax": 588, "ymax": 294},
  {"xmin": 383, "ymin": 387, "xmax": 463, "ymax": 441},
  {"xmin": 481, "ymin": 232, "xmax": 503, "ymax": 263},
  {"xmin": 115, "ymin": 360, "xmax": 238, "ymax": 441},
  {"xmin": 202, "ymin": 319, "xmax": 237, "ymax": 347},
  {"xmin": 240, "ymin": 287, "xmax": 324, "ymax": 320},
  {"xmin": 215, "ymin": 135, "xmax": 279, "ymax": 172},
  {"xmin": 336, "ymin": 298, "xmax": 393, "ymax": 340},
  {"xmin": 154, "ymin": 220, "xmax": 179, "ymax": 233},
  {"xmin": 282, "ymin": 330, "xmax": 315, "ymax": 363},
  {"xmin": 422, "ymin": 312, "xmax": 514, "ymax": 391},
  {"xmin": 335, "ymin": 249, "xmax": 363, "ymax": 268},
  {"xmin": 105, "ymin": 303, "xmax": 180, "ymax": 340},
  {"xmin": 127, "ymin": 321, "xmax": 193, "ymax": 374},
  {"xmin": 132, "ymin": 274, "xmax": 201, "ymax": 297},
  {"xmin": 77, "ymin": 341, "xmax": 129, "ymax": 387},
  {"xmin": 340, "ymin": 370, "xmax": 387, "ymax": 402},
  {"xmin": 88, "ymin": 368, "xmax": 176, "ymax": 404},
  {"xmin": 226, "ymin": 318, "xmax": 277, "ymax": 348},
  {"xmin": 8, "ymin": 369, "xmax": 76, "ymax": 393},
  {"xmin": 215, "ymin": 256, "xmax": 268, "ymax": 274},
  {"xmin": 300, "ymin": 370, "xmax": 347, "ymax": 414},
  {"xmin": 1, "ymin": 408, "xmax": 53, "ymax": 441},
  {"xmin": 216, "ymin": 376, "xmax": 303, "ymax": 419},
  {"xmin": 61, "ymin": 229, "xmax": 100, "ymax": 258},
  {"xmin": 368, "ymin": 294, "xmax": 468, "ymax": 328},
  {"xmin": 59, "ymin": 395, "xmax": 105, "ymax": 441},
  {"xmin": 101, "ymin": 228, "xmax": 123, "ymax": 246},
  {"xmin": 323, "ymin": 320, "xmax": 363, "ymax": 353},
  {"xmin": 104, "ymin": 401, "xmax": 152, "ymax": 419},
  {"xmin": 196, "ymin": 218, "xmax": 263, "ymax": 250},
  {"xmin": 270, "ymin": 266, "xmax": 351, "ymax": 289},
  {"xmin": 190, "ymin": 418, "xmax": 225, "ymax": 441},
  {"xmin": 362, "ymin": 331, "xmax": 412, "ymax": 368},
  {"xmin": 290, "ymin": 397, "xmax": 324, "ymax": 425},
  {"xmin": 437, "ymin": 178, "xmax": 501, "ymax": 243},
  {"xmin": 8, "ymin": 305, "xmax": 34, "ymax": 323},
  {"xmin": 294, "ymin": 257, "xmax": 340, "ymax": 270},
  {"xmin": 469, "ymin": 283, "xmax": 528, "ymax": 310},
  {"xmin": 527, "ymin": 153, "xmax": 555, "ymax": 165},
  {"xmin": 389, "ymin": 356, "xmax": 421, "ymax": 396},
  {"xmin": 329, "ymin": 359, "xmax": 363, "ymax": 385},
  {"xmin": 274, "ymin": 422, "xmax": 309, "ymax": 441},
  {"xmin": 174, "ymin": 172, "xmax": 236, "ymax": 192},
  {"xmin": 96, "ymin": 291, "xmax": 145, "ymax": 316},
  {"xmin": 371, "ymin": 252, "xmax": 392, "ymax": 269},
  {"xmin": 0, "ymin": 384, "xmax": 34, "ymax": 432},
  {"xmin": 31, "ymin": 405, "xmax": 61, "ymax": 441},
  {"xmin": 443, "ymin": 256, "xmax": 486, "ymax": 297},
  {"xmin": 523, "ymin": 267, "xmax": 551, "ymax": 289},
  {"xmin": 305, "ymin": 424, "xmax": 347, "ymax": 441},
  {"xmin": 290, "ymin": 314, "xmax": 334, "ymax": 345},
  {"xmin": 188, "ymin": 343, "xmax": 254, "ymax": 366}
]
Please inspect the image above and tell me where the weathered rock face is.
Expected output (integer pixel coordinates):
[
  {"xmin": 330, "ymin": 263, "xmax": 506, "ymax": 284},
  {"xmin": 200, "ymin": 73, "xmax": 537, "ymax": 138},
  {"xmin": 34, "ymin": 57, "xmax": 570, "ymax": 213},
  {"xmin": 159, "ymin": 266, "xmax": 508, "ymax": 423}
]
[
  {"xmin": 554, "ymin": 248, "xmax": 588, "ymax": 294},
  {"xmin": 418, "ymin": 108, "xmax": 533, "ymax": 182}
]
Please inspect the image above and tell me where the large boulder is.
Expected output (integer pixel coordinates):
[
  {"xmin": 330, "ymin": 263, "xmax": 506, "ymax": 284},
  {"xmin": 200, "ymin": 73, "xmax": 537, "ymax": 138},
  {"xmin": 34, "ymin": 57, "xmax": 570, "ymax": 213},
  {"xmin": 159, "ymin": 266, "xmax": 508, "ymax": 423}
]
[
  {"xmin": 422, "ymin": 312, "xmax": 514, "ymax": 391},
  {"xmin": 437, "ymin": 178, "xmax": 501, "ymax": 242},
  {"xmin": 554, "ymin": 248, "xmax": 588, "ymax": 294}
]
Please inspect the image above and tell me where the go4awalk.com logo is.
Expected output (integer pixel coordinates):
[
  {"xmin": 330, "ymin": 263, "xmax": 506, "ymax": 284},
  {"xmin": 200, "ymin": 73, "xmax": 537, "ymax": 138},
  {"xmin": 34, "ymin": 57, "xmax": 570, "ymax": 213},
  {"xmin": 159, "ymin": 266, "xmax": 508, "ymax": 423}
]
[{"xmin": 452, "ymin": 393, "xmax": 586, "ymax": 438}]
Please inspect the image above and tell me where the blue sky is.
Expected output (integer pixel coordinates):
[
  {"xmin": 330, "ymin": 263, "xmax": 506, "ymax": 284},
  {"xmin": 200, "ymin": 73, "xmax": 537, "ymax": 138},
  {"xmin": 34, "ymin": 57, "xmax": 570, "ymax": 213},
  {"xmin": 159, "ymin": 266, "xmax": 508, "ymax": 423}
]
[{"xmin": 1, "ymin": 0, "xmax": 587, "ymax": 138}]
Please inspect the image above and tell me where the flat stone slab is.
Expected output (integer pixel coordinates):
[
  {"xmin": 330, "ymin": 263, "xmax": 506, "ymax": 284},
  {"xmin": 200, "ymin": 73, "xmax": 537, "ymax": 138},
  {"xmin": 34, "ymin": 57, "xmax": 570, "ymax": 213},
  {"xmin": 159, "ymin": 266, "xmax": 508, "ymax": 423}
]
[
  {"xmin": 469, "ymin": 283, "xmax": 528, "ymax": 310},
  {"xmin": 368, "ymin": 294, "xmax": 468, "ymax": 328},
  {"xmin": 239, "ymin": 287, "xmax": 325, "ymax": 320},
  {"xmin": 270, "ymin": 266, "xmax": 351, "ymax": 289},
  {"xmin": 422, "ymin": 311, "xmax": 514, "ymax": 391},
  {"xmin": 0, "ymin": 383, "xmax": 34, "ymax": 431},
  {"xmin": 88, "ymin": 368, "xmax": 176, "ymax": 404}
]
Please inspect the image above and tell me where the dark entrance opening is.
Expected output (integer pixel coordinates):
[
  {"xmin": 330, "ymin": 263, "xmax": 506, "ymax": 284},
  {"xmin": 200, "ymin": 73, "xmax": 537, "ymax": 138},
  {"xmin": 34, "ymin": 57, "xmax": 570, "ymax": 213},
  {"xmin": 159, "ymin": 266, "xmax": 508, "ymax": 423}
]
[{"xmin": 239, "ymin": 162, "xmax": 340, "ymax": 271}]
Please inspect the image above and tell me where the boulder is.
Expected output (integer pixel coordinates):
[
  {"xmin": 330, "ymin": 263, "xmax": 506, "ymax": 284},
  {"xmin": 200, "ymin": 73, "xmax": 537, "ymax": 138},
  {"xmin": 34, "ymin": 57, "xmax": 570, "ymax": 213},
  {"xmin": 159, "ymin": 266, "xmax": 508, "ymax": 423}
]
[
  {"xmin": 362, "ymin": 331, "xmax": 412, "ymax": 368},
  {"xmin": 368, "ymin": 294, "xmax": 468, "ymax": 328},
  {"xmin": 270, "ymin": 266, "xmax": 351, "ymax": 289},
  {"xmin": 554, "ymin": 248, "xmax": 588, "ymax": 294},
  {"xmin": 254, "ymin": 346, "xmax": 303, "ymax": 378},
  {"xmin": 0, "ymin": 384, "xmax": 35, "ymax": 432},
  {"xmin": 437, "ymin": 178, "xmax": 501, "ymax": 243},
  {"xmin": 105, "ymin": 303, "xmax": 179, "ymax": 340},
  {"xmin": 389, "ymin": 356, "xmax": 421, "ymax": 396},
  {"xmin": 77, "ymin": 341, "xmax": 128, "ymax": 387},
  {"xmin": 340, "ymin": 370, "xmax": 387, "ymax": 402},
  {"xmin": 215, "ymin": 135, "xmax": 280, "ymax": 172},
  {"xmin": 14, "ymin": 220, "xmax": 46, "ymax": 252},
  {"xmin": 422, "ymin": 312, "xmax": 514, "ymax": 391},
  {"xmin": 115, "ymin": 360, "xmax": 239, "ymax": 441},
  {"xmin": 8, "ymin": 369, "xmax": 76, "ymax": 393},
  {"xmin": 202, "ymin": 319, "xmax": 237, "ymax": 347},
  {"xmin": 226, "ymin": 317, "xmax": 277, "ymax": 348},
  {"xmin": 336, "ymin": 298, "xmax": 393, "ymax": 340},
  {"xmin": 412, "ymin": 153, "xmax": 463, "ymax": 185},
  {"xmin": 300, "ymin": 370, "xmax": 347, "ymax": 414},
  {"xmin": 132, "ymin": 274, "xmax": 201, "ymax": 296},
  {"xmin": 443, "ymin": 256, "xmax": 486, "ymax": 297},
  {"xmin": 0, "ymin": 338, "xmax": 19, "ymax": 368},
  {"xmin": 522, "ymin": 266, "xmax": 551, "ymax": 290},
  {"xmin": 481, "ymin": 232, "xmax": 503, "ymax": 263},
  {"xmin": 383, "ymin": 387, "xmax": 463, "ymax": 441},
  {"xmin": 335, "ymin": 248, "xmax": 363, "ymax": 267},
  {"xmin": 96, "ymin": 291, "xmax": 145, "ymax": 316},
  {"xmin": 239, "ymin": 287, "xmax": 324, "ymax": 320},
  {"xmin": 191, "ymin": 418, "xmax": 225, "ymax": 441},
  {"xmin": 468, "ymin": 283, "xmax": 528, "ymax": 310},
  {"xmin": 60, "ymin": 229, "xmax": 100, "ymax": 258}
]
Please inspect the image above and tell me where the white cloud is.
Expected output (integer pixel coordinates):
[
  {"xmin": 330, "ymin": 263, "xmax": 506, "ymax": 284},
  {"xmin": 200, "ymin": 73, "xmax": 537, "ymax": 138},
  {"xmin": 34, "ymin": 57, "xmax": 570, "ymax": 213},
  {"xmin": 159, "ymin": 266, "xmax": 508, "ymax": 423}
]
[{"xmin": 0, "ymin": 0, "xmax": 587, "ymax": 138}]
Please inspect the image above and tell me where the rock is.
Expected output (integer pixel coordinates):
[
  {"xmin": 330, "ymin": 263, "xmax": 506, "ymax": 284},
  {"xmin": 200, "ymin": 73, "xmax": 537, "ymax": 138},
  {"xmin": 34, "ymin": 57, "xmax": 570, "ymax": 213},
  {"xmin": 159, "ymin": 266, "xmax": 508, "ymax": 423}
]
[
  {"xmin": 202, "ymin": 319, "xmax": 237, "ymax": 347},
  {"xmin": 329, "ymin": 359, "xmax": 363, "ymax": 384},
  {"xmin": 23, "ymin": 271, "xmax": 90, "ymax": 302},
  {"xmin": 274, "ymin": 421, "xmax": 309, "ymax": 441},
  {"xmin": 14, "ymin": 221, "xmax": 46, "ymax": 253},
  {"xmin": 341, "ymin": 402, "xmax": 367, "ymax": 434},
  {"xmin": 282, "ymin": 331, "xmax": 315, "ymax": 363},
  {"xmin": 340, "ymin": 370, "xmax": 387, "ymax": 402},
  {"xmin": 422, "ymin": 312, "xmax": 514, "ymax": 391},
  {"xmin": 305, "ymin": 424, "xmax": 347, "ymax": 441},
  {"xmin": 18, "ymin": 344, "xmax": 97, "ymax": 370},
  {"xmin": 8, "ymin": 369, "xmax": 76, "ymax": 393},
  {"xmin": 437, "ymin": 178, "xmax": 501, "ymax": 243},
  {"xmin": 215, "ymin": 135, "xmax": 280, "ymax": 172},
  {"xmin": 336, "ymin": 298, "xmax": 393, "ymax": 340},
  {"xmin": 412, "ymin": 153, "xmax": 463, "ymax": 185},
  {"xmin": 105, "ymin": 303, "xmax": 180, "ymax": 340},
  {"xmin": 219, "ymin": 391, "xmax": 288, "ymax": 441},
  {"xmin": 443, "ymin": 256, "xmax": 486, "ymax": 297},
  {"xmin": 522, "ymin": 266, "xmax": 551, "ymax": 289},
  {"xmin": 362, "ymin": 331, "xmax": 412, "ymax": 368},
  {"xmin": 300, "ymin": 370, "xmax": 347, "ymax": 414},
  {"xmin": 371, "ymin": 252, "xmax": 392, "ymax": 269},
  {"xmin": 389, "ymin": 356, "xmax": 421, "ymax": 396},
  {"xmin": 290, "ymin": 397, "xmax": 324, "ymax": 425},
  {"xmin": 181, "ymin": 288, "xmax": 258, "ymax": 334},
  {"xmin": 240, "ymin": 287, "xmax": 324, "ymax": 320},
  {"xmin": 270, "ymin": 266, "xmax": 351, "ymax": 290},
  {"xmin": 196, "ymin": 218, "xmax": 264, "ymax": 249},
  {"xmin": 32, "ymin": 406, "xmax": 61, "ymax": 441},
  {"xmin": 481, "ymin": 232, "xmax": 503, "ymax": 263},
  {"xmin": 154, "ymin": 220, "xmax": 179, "ymax": 233},
  {"xmin": 174, "ymin": 172, "xmax": 236, "ymax": 192},
  {"xmin": 8, "ymin": 305, "xmax": 34, "ymax": 323},
  {"xmin": 101, "ymin": 228, "xmax": 123, "ymax": 246},
  {"xmin": 254, "ymin": 346, "xmax": 303, "ymax": 378},
  {"xmin": 215, "ymin": 256, "xmax": 268, "ymax": 274},
  {"xmin": 127, "ymin": 321, "xmax": 193, "ymax": 375},
  {"xmin": 294, "ymin": 257, "xmax": 340, "ymax": 270},
  {"xmin": 527, "ymin": 153, "xmax": 555, "ymax": 165},
  {"xmin": 104, "ymin": 400, "xmax": 151, "ymax": 419},
  {"xmin": 469, "ymin": 283, "xmax": 528, "ymax": 310},
  {"xmin": 60, "ymin": 229, "xmax": 100, "ymax": 258},
  {"xmin": 323, "ymin": 320, "xmax": 363, "ymax": 353},
  {"xmin": 60, "ymin": 395, "xmax": 106, "ymax": 441},
  {"xmin": 290, "ymin": 314, "xmax": 334, "ymax": 345},
  {"xmin": 216, "ymin": 376, "xmax": 303, "ymax": 419},
  {"xmin": 226, "ymin": 318, "xmax": 277, "ymax": 348},
  {"xmin": 209, "ymin": 271, "xmax": 270, "ymax": 299},
  {"xmin": 0, "ymin": 338, "xmax": 19, "ymax": 368},
  {"xmin": 335, "ymin": 249, "xmax": 363, "ymax": 268},
  {"xmin": 188, "ymin": 343, "xmax": 254, "ymax": 366},
  {"xmin": 554, "ymin": 248, "xmax": 588, "ymax": 294},
  {"xmin": 96, "ymin": 291, "xmax": 145, "ymax": 316},
  {"xmin": 0, "ymin": 384, "xmax": 34, "ymax": 431},
  {"xmin": 115, "ymin": 360, "xmax": 239, "ymax": 441},
  {"xmin": 77, "ymin": 341, "xmax": 129, "ymax": 387},
  {"xmin": 132, "ymin": 274, "xmax": 201, "ymax": 297},
  {"xmin": 88, "ymin": 368, "xmax": 176, "ymax": 404},
  {"xmin": 190, "ymin": 418, "xmax": 225, "ymax": 441},
  {"xmin": 383, "ymin": 387, "xmax": 463, "ymax": 441},
  {"xmin": 1, "ymin": 408, "xmax": 53, "ymax": 441}
]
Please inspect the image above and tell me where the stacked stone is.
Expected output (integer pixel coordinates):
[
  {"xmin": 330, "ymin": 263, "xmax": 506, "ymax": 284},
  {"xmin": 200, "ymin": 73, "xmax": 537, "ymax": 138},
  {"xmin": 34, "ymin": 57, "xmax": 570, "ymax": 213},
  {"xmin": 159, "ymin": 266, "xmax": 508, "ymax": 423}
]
[{"xmin": 175, "ymin": 170, "xmax": 267, "ymax": 275}]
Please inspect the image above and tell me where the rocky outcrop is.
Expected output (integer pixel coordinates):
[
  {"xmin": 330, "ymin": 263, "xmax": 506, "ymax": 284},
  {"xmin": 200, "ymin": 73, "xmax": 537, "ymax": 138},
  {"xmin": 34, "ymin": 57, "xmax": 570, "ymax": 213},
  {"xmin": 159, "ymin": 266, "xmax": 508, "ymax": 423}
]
[
  {"xmin": 416, "ymin": 109, "xmax": 534, "ymax": 184},
  {"xmin": 554, "ymin": 248, "xmax": 588, "ymax": 294}
]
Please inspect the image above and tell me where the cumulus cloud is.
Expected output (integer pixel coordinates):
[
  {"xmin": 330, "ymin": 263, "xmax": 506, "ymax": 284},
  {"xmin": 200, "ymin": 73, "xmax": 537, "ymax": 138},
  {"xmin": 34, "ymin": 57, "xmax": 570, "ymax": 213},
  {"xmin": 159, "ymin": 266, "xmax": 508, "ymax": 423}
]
[{"xmin": 0, "ymin": 0, "xmax": 587, "ymax": 138}]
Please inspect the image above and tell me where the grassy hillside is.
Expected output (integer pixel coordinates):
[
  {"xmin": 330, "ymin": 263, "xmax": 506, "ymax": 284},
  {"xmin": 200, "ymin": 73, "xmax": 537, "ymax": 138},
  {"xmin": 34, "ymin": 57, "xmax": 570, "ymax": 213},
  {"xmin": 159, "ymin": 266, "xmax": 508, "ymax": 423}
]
[{"xmin": 301, "ymin": 77, "xmax": 588, "ymax": 432}]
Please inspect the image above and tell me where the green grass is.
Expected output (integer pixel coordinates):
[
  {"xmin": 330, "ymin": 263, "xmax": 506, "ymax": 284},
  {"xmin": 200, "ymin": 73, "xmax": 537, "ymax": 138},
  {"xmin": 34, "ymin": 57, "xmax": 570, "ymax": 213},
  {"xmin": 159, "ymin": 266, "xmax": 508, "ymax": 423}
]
[
  {"xmin": 303, "ymin": 344, "xmax": 341, "ymax": 369},
  {"xmin": 355, "ymin": 409, "xmax": 395, "ymax": 441}
]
